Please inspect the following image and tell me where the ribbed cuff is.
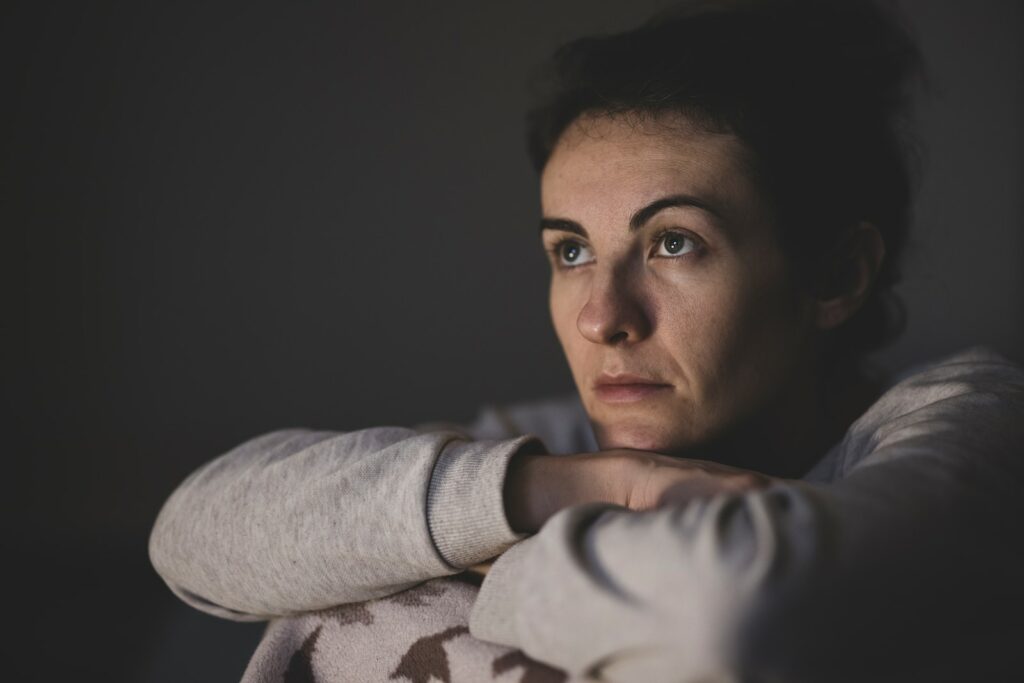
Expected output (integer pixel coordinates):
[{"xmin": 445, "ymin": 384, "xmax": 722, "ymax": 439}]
[{"xmin": 426, "ymin": 435, "xmax": 547, "ymax": 569}]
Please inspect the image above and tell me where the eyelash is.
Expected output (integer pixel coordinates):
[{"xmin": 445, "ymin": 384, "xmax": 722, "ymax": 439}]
[{"xmin": 546, "ymin": 229, "xmax": 704, "ymax": 269}]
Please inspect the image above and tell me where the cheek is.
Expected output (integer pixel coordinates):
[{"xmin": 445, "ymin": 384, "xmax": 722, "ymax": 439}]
[
  {"xmin": 548, "ymin": 280, "xmax": 568, "ymax": 338},
  {"xmin": 650, "ymin": 260, "xmax": 798, "ymax": 393},
  {"xmin": 549, "ymin": 279, "xmax": 588, "ymax": 367},
  {"xmin": 682, "ymin": 262, "xmax": 809, "ymax": 403},
  {"xmin": 650, "ymin": 271, "xmax": 737, "ymax": 359}
]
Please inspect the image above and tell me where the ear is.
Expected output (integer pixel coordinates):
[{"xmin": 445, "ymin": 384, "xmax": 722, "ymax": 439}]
[{"xmin": 812, "ymin": 221, "xmax": 887, "ymax": 330}]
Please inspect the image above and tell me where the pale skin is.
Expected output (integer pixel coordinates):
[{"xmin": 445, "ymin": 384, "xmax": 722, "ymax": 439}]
[{"xmin": 470, "ymin": 111, "xmax": 885, "ymax": 575}]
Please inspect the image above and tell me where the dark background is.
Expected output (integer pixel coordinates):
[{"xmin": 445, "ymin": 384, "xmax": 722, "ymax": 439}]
[{"xmin": 4, "ymin": 1, "xmax": 1021, "ymax": 680}]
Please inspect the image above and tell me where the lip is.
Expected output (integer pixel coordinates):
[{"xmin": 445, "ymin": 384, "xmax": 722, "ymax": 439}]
[{"xmin": 593, "ymin": 373, "xmax": 673, "ymax": 403}]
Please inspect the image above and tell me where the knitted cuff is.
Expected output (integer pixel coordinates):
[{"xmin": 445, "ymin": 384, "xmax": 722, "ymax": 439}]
[{"xmin": 426, "ymin": 435, "xmax": 546, "ymax": 568}]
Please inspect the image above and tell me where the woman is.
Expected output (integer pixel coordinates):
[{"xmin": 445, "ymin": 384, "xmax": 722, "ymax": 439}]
[{"xmin": 149, "ymin": 1, "xmax": 1024, "ymax": 681}]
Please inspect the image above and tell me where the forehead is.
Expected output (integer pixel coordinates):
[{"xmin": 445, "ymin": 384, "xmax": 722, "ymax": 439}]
[{"xmin": 541, "ymin": 112, "xmax": 760, "ymax": 226}]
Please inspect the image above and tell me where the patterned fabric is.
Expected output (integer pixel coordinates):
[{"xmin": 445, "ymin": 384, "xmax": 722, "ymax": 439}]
[{"xmin": 242, "ymin": 573, "xmax": 577, "ymax": 683}]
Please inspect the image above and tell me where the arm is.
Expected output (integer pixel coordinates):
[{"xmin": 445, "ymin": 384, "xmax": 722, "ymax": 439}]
[
  {"xmin": 148, "ymin": 426, "xmax": 544, "ymax": 621},
  {"xmin": 148, "ymin": 393, "xmax": 598, "ymax": 621},
  {"xmin": 468, "ymin": 347, "xmax": 1024, "ymax": 681}
]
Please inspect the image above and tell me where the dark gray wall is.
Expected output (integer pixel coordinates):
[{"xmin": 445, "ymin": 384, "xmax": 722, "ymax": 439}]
[
  {"xmin": 880, "ymin": 0, "xmax": 1024, "ymax": 373},
  {"xmin": 4, "ymin": 1, "xmax": 1021, "ymax": 680}
]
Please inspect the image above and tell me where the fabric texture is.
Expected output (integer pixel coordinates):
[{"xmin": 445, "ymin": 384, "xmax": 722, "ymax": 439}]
[
  {"xmin": 148, "ymin": 345, "xmax": 1024, "ymax": 682},
  {"xmin": 240, "ymin": 574, "xmax": 574, "ymax": 683}
]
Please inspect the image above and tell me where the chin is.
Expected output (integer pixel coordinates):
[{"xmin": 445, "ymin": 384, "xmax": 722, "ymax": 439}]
[
  {"xmin": 586, "ymin": 392, "xmax": 707, "ymax": 453},
  {"xmin": 594, "ymin": 421, "xmax": 681, "ymax": 453}
]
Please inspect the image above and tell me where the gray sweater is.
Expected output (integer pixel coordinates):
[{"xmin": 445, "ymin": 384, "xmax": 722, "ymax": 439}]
[{"xmin": 148, "ymin": 346, "xmax": 1024, "ymax": 682}]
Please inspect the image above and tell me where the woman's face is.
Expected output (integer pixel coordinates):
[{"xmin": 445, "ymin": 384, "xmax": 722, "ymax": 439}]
[{"xmin": 542, "ymin": 112, "xmax": 822, "ymax": 455}]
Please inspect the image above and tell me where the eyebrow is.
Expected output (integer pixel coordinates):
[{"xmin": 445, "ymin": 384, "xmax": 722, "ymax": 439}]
[{"xmin": 539, "ymin": 193, "xmax": 723, "ymax": 237}]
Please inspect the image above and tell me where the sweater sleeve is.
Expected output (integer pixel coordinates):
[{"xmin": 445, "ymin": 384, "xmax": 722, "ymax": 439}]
[
  {"xmin": 468, "ymin": 346, "xmax": 1024, "ymax": 682},
  {"xmin": 148, "ymin": 426, "xmax": 545, "ymax": 621}
]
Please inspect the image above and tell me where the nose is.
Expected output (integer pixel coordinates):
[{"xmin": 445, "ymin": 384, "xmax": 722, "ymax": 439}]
[{"xmin": 576, "ymin": 268, "xmax": 652, "ymax": 345}]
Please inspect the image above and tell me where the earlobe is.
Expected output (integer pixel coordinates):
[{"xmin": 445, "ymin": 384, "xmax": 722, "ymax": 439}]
[{"xmin": 813, "ymin": 222, "xmax": 887, "ymax": 330}]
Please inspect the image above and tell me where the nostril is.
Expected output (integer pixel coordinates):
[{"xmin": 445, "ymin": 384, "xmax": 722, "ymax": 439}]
[{"xmin": 575, "ymin": 282, "xmax": 652, "ymax": 345}]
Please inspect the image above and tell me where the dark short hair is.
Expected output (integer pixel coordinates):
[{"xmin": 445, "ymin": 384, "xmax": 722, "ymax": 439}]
[{"xmin": 526, "ymin": 0, "xmax": 924, "ymax": 366}]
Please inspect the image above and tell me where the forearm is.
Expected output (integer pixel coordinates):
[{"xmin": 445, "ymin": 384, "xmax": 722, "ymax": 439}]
[
  {"xmin": 502, "ymin": 452, "xmax": 630, "ymax": 534},
  {"xmin": 472, "ymin": 460, "xmax": 1024, "ymax": 681},
  {"xmin": 149, "ymin": 426, "xmax": 543, "ymax": 620},
  {"xmin": 468, "ymin": 353, "xmax": 1024, "ymax": 681}
]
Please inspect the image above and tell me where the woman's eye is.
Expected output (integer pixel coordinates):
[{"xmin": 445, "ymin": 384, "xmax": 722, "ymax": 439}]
[
  {"xmin": 552, "ymin": 239, "xmax": 595, "ymax": 267},
  {"xmin": 653, "ymin": 231, "xmax": 698, "ymax": 258}
]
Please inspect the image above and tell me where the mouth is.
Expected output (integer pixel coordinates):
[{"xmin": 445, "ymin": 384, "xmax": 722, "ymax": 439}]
[{"xmin": 593, "ymin": 373, "xmax": 673, "ymax": 404}]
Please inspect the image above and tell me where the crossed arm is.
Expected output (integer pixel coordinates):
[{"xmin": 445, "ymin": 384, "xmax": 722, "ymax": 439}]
[
  {"xmin": 148, "ymin": 348, "xmax": 1024, "ymax": 681},
  {"xmin": 147, "ymin": 422, "xmax": 759, "ymax": 619}
]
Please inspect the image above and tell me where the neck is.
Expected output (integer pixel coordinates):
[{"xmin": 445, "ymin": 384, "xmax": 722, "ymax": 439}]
[{"xmin": 691, "ymin": 354, "xmax": 886, "ymax": 479}]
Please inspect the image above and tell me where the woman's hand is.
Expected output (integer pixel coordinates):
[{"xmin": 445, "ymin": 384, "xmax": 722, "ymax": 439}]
[
  {"xmin": 503, "ymin": 452, "xmax": 631, "ymax": 534},
  {"xmin": 503, "ymin": 450, "xmax": 773, "ymax": 535},
  {"xmin": 613, "ymin": 450, "xmax": 773, "ymax": 511}
]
